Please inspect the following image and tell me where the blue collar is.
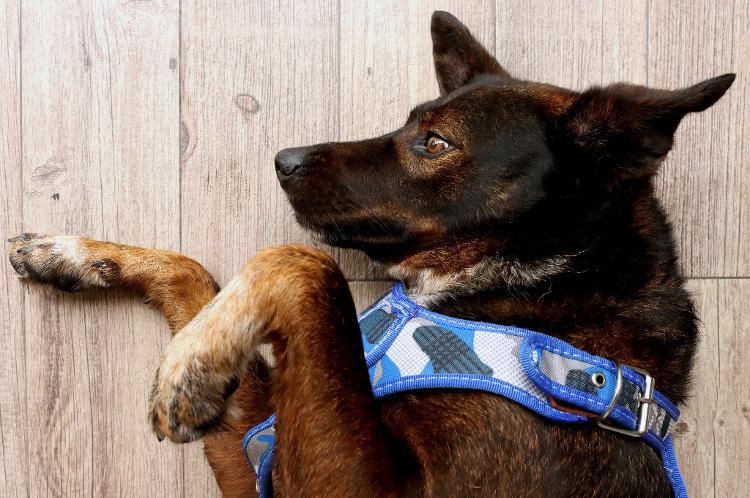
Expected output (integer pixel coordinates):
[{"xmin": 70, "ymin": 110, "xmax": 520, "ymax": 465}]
[{"xmin": 244, "ymin": 283, "xmax": 687, "ymax": 497}]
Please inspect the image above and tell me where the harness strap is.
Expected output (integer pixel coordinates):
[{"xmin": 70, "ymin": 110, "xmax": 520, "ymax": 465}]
[
  {"xmin": 243, "ymin": 283, "xmax": 687, "ymax": 498},
  {"xmin": 242, "ymin": 415, "xmax": 276, "ymax": 497},
  {"xmin": 520, "ymin": 333, "xmax": 679, "ymax": 447}
]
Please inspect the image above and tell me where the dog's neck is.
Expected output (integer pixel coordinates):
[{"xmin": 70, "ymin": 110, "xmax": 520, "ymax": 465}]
[
  {"xmin": 387, "ymin": 252, "xmax": 573, "ymax": 306},
  {"xmin": 383, "ymin": 188, "xmax": 665, "ymax": 307}
]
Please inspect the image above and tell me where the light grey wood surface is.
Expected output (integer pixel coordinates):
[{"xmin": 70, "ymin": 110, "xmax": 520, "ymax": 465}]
[
  {"xmin": 673, "ymin": 279, "xmax": 750, "ymax": 497},
  {"xmin": 1, "ymin": 1, "xmax": 27, "ymax": 496},
  {"xmin": 1, "ymin": 1, "xmax": 747, "ymax": 496},
  {"xmin": 674, "ymin": 280, "xmax": 718, "ymax": 498},
  {"xmin": 16, "ymin": 0, "xmax": 183, "ymax": 496},
  {"xmin": 715, "ymin": 280, "xmax": 750, "ymax": 498},
  {"xmin": 649, "ymin": 0, "xmax": 750, "ymax": 278}
]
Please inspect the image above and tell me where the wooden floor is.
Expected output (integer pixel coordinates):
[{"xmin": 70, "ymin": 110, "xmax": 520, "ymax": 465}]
[{"xmin": 1, "ymin": 1, "xmax": 747, "ymax": 496}]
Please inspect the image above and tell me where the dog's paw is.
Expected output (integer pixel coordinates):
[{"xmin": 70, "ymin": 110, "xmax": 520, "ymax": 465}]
[
  {"xmin": 147, "ymin": 329, "xmax": 240, "ymax": 443},
  {"xmin": 7, "ymin": 233, "xmax": 118, "ymax": 291}
]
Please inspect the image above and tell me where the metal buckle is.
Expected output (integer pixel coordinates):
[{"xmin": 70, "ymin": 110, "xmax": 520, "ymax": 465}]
[{"xmin": 595, "ymin": 363, "xmax": 656, "ymax": 437}]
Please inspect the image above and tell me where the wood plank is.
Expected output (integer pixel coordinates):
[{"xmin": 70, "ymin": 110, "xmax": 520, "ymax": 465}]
[
  {"xmin": 495, "ymin": 0, "xmax": 648, "ymax": 87},
  {"xmin": 715, "ymin": 279, "xmax": 750, "ymax": 496},
  {"xmin": 0, "ymin": 0, "xmax": 28, "ymax": 495},
  {"xmin": 182, "ymin": 444, "xmax": 219, "ymax": 498},
  {"xmin": 337, "ymin": 0, "xmax": 496, "ymax": 279},
  {"xmin": 649, "ymin": 0, "xmax": 749, "ymax": 277},
  {"xmin": 179, "ymin": 1, "xmax": 339, "ymax": 494},
  {"xmin": 20, "ymin": 1, "xmax": 182, "ymax": 496},
  {"xmin": 179, "ymin": 0, "xmax": 338, "ymax": 284},
  {"xmin": 672, "ymin": 279, "xmax": 750, "ymax": 497},
  {"xmin": 350, "ymin": 281, "xmax": 394, "ymax": 313},
  {"xmin": 673, "ymin": 279, "xmax": 718, "ymax": 497}
]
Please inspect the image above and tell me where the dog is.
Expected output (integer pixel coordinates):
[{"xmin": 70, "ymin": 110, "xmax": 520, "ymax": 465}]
[{"xmin": 7, "ymin": 11, "xmax": 734, "ymax": 498}]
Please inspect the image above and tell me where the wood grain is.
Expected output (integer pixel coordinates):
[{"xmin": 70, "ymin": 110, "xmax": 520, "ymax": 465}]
[
  {"xmin": 496, "ymin": 0, "xmax": 648, "ymax": 87},
  {"xmin": 659, "ymin": 279, "xmax": 750, "ymax": 498},
  {"xmin": 715, "ymin": 279, "xmax": 750, "ymax": 497},
  {"xmin": 351, "ymin": 281, "xmax": 394, "ymax": 313},
  {"xmin": 673, "ymin": 279, "xmax": 718, "ymax": 497},
  {"xmin": 179, "ymin": 0, "xmax": 339, "ymax": 288},
  {"xmin": 19, "ymin": 1, "xmax": 182, "ymax": 496},
  {"xmin": 0, "ymin": 0, "xmax": 28, "ymax": 495},
  {"xmin": 650, "ymin": 0, "xmax": 749, "ymax": 278}
]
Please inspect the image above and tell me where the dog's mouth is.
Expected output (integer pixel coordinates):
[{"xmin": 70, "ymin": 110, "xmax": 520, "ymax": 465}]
[
  {"xmin": 275, "ymin": 159, "xmax": 413, "ymax": 252},
  {"xmin": 294, "ymin": 209, "xmax": 410, "ymax": 251}
]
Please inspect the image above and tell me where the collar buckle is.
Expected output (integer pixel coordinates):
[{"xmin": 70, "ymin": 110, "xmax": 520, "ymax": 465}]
[{"xmin": 595, "ymin": 363, "xmax": 655, "ymax": 438}]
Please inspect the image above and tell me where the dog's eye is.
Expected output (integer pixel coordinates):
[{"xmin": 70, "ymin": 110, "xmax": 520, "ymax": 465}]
[
  {"xmin": 425, "ymin": 135, "xmax": 451, "ymax": 155},
  {"xmin": 412, "ymin": 133, "xmax": 454, "ymax": 157}
]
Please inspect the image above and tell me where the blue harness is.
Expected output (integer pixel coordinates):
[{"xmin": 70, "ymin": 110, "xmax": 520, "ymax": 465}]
[{"xmin": 243, "ymin": 283, "xmax": 687, "ymax": 497}]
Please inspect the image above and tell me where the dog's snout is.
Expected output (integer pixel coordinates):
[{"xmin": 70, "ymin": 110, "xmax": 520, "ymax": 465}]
[{"xmin": 275, "ymin": 147, "xmax": 309, "ymax": 178}]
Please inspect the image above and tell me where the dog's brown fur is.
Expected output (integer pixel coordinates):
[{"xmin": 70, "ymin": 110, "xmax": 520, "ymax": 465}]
[
  {"xmin": 8, "ymin": 233, "xmax": 268, "ymax": 495},
  {"xmin": 8, "ymin": 235, "xmax": 395, "ymax": 496},
  {"xmin": 8, "ymin": 11, "xmax": 735, "ymax": 498},
  {"xmin": 7, "ymin": 233, "xmax": 218, "ymax": 331}
]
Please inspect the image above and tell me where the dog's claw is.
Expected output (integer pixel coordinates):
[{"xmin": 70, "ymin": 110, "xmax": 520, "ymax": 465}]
[
  {"xmin": 223, "ymin": 375, "xmax": 240, "ymax": 397},
  {"xmin": 8, "ymin": 256, "xmax": 27, "ymax": 277},
  {"xmin": 7, "ymin": 233, "xmax": 40, "ymax": 243}
]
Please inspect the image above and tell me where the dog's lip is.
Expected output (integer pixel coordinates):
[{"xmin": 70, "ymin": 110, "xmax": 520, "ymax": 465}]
[{"xmin": 294, "ymin": 212, "xmax": 409, "ymax": 248}]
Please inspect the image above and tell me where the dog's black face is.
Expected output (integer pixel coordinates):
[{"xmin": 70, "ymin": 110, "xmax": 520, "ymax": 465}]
[
  {"xmin": 277, "ymin": 79, "xmax": 554, "ymax": 252},
  {"xmin": 277, "ymin": 11, "xmax": 734, "ymax": 274}
]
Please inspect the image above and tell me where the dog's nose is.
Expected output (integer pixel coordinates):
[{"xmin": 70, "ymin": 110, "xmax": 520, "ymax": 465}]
[{"xmin": 275, "ymin": 147, "xmax": 308, "ymax": 178}]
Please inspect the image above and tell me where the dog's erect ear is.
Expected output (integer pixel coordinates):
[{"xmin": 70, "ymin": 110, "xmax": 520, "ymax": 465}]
[
  {"xmin": 431, "ymin": 11, "xmax": 509, "ymax": 95},
  {"xmin": 562, "ymin": 73, "xmax": 736, "ymax": 183}
]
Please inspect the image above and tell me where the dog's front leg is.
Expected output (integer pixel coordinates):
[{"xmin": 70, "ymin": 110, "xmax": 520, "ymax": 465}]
[
  {"xmin": 7, "ymin": 233, "xmax": 219, "ymax": 332},
  {"xmin": 7, "ymin": 233, "xmax": 272, "ymax": 496},
  {"xmin": 149, "ymin": 245, "xmax": 399, "ymax": 497}
]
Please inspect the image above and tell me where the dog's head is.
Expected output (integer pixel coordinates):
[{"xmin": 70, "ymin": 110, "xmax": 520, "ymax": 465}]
[{"xmin": 276, "ymin": 12, "xmax": 734, "ymax": 297}]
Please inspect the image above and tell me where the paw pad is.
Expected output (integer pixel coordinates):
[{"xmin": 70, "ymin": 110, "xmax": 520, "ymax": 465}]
[{"xmin": 6, "ymin": 234, "xmax": 107, "ymax": 291}]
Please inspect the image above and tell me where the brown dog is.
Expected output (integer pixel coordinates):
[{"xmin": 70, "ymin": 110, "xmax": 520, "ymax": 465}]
[{"xmin": 8, "ymin": 11, "xmax": 734, "ymax": 498}]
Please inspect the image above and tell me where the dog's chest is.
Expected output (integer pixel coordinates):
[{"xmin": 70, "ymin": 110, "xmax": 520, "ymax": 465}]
[{"xmin": 376, "ymin": 390, "xmax": 673, "ymax": 497}]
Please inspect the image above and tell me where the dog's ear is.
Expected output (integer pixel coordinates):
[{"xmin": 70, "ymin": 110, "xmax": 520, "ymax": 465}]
[
  {"xmin": 431, "ymin": 11, "xmax": 509, "ymax": 95},
  {"xmin": 561, "ymin": 74, "xmax": 735, "ymax": 184}
]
